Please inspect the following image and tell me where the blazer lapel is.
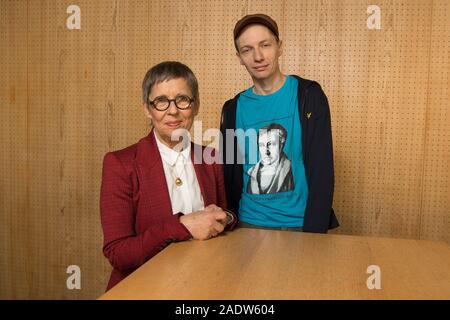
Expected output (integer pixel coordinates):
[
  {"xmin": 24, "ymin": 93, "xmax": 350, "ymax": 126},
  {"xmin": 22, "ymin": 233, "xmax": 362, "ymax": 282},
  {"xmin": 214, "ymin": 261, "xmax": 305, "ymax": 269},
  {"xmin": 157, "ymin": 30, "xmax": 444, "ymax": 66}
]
[
  {"xmin": 135, "ymin": 132, "xmax": 215, "ymax": 215},
  {"xmin": 135, "ymin": 130, "xmax": 173, "ymax": 217}
]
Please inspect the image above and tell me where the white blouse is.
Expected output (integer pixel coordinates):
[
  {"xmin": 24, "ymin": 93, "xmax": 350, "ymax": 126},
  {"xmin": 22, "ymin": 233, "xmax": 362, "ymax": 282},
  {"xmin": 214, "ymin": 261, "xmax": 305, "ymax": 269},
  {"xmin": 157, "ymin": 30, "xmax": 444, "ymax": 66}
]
[{"xmin": 154, "ymin": 132, "xmax": 205, "ymax": 215}]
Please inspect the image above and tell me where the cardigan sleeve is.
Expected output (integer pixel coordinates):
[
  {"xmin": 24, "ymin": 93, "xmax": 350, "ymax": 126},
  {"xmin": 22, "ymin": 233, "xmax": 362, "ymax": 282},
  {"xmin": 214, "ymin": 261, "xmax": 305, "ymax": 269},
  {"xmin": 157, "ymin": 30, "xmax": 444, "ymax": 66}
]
[
  {"xmin": 100, "ymin": 152, "xmax": 192, "ymax": 273},
  {"xmin": 302, "ymin": 84, "xmax": 336, "ymax": 233},
  {"xmin": 212, "ymin": 150, "xmax": 238, "ymax": 230}
]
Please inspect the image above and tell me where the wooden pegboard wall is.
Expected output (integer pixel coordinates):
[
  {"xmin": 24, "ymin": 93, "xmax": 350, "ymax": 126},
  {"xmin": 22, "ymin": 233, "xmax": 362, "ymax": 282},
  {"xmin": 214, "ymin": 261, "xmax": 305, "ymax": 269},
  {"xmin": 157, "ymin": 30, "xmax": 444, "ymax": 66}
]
[{"xmin": 1, "ymin": 0, "xmax": 449, "ymax": 299}]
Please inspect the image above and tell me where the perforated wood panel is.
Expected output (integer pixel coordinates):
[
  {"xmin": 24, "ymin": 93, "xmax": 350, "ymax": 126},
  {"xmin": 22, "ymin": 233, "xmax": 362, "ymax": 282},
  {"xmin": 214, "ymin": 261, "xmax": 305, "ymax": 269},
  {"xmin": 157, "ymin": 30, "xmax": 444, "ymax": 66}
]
[
  {"xmin": 420, "ymin": 0, "xmax": 450, "ymax": 243},
  {"xmin": 0, "ymin": 0, "xmax": 28, "ymax": 299},
  {"xmin": 1, "ymin": 0, "xmax": 449, "ymax": 299}
]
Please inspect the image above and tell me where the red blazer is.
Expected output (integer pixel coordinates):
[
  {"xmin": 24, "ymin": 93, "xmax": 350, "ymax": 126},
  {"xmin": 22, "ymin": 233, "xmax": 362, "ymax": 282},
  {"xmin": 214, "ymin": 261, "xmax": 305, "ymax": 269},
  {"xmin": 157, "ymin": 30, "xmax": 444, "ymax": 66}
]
[{"xmin": 100, "ymin": 130, "xmax": 236, "ymax": 291}]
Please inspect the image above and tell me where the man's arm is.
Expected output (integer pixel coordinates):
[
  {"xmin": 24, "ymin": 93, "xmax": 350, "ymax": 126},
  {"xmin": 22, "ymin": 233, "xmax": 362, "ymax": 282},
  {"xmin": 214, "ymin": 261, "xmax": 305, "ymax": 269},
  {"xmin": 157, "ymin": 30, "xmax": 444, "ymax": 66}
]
[
  {"xmin": 302, "ymin": 84, "xmax": 338, "ymax": 233},
  {"xmin": 219, "ymin": 100, "xmax": 238, "ymax": 214}
]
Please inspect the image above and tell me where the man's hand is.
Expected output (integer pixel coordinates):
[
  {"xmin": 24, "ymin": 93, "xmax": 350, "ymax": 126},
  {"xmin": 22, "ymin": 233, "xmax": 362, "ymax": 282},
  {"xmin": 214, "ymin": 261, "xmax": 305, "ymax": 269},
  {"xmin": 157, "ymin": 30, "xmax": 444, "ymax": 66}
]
[{"xmin": 179, "ymin": 204, "xmax": 228, "ymax": 240}]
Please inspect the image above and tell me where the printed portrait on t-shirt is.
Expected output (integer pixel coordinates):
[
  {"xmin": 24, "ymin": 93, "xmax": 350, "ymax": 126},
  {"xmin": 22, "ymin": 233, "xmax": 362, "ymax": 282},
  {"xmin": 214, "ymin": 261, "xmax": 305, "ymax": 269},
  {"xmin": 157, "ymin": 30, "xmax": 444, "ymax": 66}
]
[{"xmin": 246, "ymin": 123, "xmax": 295, "ymax": 194}]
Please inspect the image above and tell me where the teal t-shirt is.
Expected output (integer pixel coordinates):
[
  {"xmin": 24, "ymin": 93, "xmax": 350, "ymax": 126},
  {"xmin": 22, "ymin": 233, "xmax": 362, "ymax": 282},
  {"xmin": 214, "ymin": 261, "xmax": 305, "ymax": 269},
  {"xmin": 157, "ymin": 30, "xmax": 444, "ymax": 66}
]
[{"xmin": 236, "ymin": 75, "xmax": 308, "ymax": 227}]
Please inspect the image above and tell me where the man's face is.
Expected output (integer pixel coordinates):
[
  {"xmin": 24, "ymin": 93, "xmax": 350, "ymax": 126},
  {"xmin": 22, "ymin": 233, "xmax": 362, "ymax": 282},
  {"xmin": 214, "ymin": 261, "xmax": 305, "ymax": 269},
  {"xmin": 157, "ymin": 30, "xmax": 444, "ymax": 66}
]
[
  {"xmin": 235, "ymin": 24, "xmax": 283, "ymax": 81},
  {"xmin": 258, "ymin": 130, "xmax": 283, "ymax": 166}
]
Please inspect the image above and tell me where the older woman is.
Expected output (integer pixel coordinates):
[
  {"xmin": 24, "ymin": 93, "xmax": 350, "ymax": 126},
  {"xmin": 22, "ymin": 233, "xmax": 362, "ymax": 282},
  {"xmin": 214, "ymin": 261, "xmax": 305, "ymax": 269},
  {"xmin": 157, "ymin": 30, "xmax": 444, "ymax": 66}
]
[{"xmin": 100, "ymin": 61, "xmax": 236, "ymax": 291}]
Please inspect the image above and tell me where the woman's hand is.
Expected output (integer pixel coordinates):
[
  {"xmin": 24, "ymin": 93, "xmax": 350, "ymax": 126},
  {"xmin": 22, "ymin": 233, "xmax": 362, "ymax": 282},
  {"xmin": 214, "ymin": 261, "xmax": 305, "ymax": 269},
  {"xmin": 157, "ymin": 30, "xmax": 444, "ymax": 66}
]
[{"xmin": 179, "ymin": 204, "xmax": 228, "ymax": 240}]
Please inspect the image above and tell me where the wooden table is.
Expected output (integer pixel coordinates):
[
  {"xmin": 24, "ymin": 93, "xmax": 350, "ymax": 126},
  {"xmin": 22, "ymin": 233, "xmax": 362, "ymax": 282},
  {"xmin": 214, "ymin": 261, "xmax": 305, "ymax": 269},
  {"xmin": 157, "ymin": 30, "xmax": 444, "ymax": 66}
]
[{"xmin": 99, "ymin": 228, "xmax": 450, "ymax": 299}]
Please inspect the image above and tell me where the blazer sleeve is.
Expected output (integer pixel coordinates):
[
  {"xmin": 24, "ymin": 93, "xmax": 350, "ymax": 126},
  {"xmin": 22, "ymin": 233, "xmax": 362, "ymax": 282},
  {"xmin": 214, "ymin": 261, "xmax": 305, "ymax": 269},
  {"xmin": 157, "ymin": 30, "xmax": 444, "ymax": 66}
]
[{"xmin": 100, "ymin": 152, "xmax": 192, "ymax": 273}]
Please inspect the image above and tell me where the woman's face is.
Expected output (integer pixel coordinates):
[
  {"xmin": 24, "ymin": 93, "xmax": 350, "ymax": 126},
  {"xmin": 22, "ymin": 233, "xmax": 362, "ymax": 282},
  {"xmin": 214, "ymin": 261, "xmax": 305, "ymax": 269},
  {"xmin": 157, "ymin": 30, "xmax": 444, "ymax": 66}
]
[{"xmin": 144, "ymin": 77, "xmax": 197, "ymax": 148}]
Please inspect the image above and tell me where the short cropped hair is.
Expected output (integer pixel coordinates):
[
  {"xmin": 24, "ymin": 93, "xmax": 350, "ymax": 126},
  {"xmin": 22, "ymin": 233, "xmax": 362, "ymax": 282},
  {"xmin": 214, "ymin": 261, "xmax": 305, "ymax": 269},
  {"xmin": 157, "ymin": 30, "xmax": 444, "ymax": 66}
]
[{"xmin": 142, "ymin": 61, "xmax": 199, "ymax": 113}]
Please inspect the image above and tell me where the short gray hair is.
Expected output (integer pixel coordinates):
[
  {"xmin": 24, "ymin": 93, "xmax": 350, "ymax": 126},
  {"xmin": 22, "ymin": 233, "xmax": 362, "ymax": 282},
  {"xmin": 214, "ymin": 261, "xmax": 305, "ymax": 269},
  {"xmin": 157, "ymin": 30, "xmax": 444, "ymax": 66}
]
[{"xmin": 142, "ymin": 61, "xmax": 199, "ymax": 113}]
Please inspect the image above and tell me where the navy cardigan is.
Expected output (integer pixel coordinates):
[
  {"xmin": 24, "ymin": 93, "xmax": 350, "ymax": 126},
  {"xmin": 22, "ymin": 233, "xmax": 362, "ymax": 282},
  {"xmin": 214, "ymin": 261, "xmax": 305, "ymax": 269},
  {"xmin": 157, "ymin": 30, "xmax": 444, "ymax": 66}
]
[{"xmin": 219, "ymin": 75, "xmax": 339, "ymax": 233}]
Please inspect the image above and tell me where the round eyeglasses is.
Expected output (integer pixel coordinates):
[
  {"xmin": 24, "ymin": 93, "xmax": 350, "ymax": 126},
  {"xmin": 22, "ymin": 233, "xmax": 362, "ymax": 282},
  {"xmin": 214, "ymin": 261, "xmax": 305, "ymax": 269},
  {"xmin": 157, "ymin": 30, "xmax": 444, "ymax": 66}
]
[{"xmin": 148, "ymin": 95, "xmax": 194, "ymax": 111}]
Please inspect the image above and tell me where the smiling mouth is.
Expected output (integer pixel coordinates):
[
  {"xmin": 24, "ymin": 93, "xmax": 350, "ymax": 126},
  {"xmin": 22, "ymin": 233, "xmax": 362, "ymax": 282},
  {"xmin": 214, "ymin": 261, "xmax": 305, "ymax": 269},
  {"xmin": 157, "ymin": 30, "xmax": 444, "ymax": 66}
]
[
  {"xmin": 254, "ymin": 65, "xmax": 268, "ymax": 71},
  {"xmin": 166, "ymin": 121, "xmax": 182, "ymax": 128}
]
